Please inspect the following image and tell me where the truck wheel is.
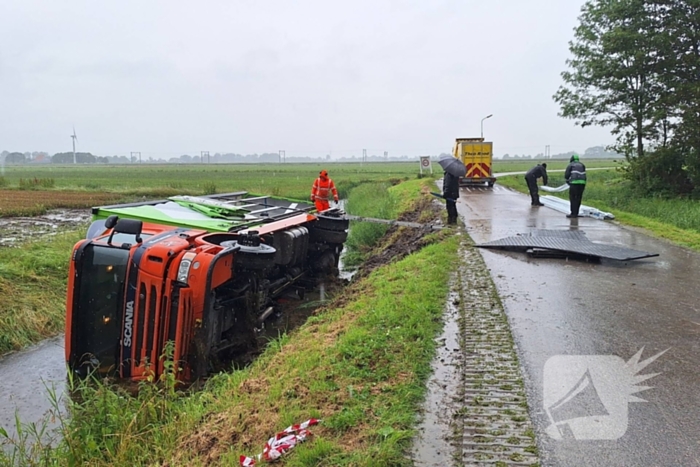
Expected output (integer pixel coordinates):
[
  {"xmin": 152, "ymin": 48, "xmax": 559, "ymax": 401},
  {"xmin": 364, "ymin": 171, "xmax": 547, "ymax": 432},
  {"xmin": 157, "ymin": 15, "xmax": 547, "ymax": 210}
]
[
  {"xmin": 310, "ymin": 226, "xmax": 348, "ymax": 244},
  {"xmin": 314, "ymin": 214, "xmax": 350, "ymax": 232}
]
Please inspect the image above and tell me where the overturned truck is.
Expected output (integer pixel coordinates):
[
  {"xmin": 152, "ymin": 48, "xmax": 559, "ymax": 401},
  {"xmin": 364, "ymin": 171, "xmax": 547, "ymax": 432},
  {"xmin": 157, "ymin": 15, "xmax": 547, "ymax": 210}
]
[{"xmin": 65, "ymin": 192, "xmax": 349, "ymax": 382}]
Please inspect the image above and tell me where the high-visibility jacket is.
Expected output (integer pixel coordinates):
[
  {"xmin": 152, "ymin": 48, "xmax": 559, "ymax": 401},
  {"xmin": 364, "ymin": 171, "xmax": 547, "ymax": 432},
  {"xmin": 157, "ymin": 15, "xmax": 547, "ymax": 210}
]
[
  {"xmin": 311, "ymin": 177, "xmax": 338, "ymax": 201},
  {"xmin": 565, "ymin": 162, "xmax": 587, "ymax": 185}
]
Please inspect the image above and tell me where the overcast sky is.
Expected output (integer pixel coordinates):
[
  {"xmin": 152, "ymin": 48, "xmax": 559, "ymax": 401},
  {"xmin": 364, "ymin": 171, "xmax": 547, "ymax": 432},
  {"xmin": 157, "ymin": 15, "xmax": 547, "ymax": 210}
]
[{"xmin": 0, "ymin": 0, "xmax": 614, "ymax": 158}]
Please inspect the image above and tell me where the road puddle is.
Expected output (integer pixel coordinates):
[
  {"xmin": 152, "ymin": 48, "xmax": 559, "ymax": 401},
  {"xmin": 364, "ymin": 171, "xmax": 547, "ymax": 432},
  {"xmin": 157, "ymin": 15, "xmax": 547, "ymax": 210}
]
[{"xmin": 411, "ymin": 288, "xmax": 462, "ymax": 466}]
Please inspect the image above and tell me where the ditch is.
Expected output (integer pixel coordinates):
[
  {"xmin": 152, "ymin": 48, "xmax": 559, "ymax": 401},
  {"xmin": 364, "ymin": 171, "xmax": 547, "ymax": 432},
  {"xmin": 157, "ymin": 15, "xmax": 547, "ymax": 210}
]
[{"xmin": 0, "ymin": 197, "xmax": 445, "ymax": 455}]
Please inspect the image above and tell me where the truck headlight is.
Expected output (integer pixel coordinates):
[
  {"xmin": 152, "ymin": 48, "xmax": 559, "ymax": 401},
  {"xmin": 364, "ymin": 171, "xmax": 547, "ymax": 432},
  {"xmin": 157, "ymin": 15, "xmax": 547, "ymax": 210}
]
[{"xmin": 177, "ymin": 252, "xmax": 197, "ymax": 284}]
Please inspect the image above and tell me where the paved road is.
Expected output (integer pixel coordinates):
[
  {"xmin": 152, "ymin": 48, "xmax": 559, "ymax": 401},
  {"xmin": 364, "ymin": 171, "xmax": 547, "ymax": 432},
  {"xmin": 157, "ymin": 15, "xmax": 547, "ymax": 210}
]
[{"xmin": 458, "ymin": 185, "xmax": 700, "ymax": 467}]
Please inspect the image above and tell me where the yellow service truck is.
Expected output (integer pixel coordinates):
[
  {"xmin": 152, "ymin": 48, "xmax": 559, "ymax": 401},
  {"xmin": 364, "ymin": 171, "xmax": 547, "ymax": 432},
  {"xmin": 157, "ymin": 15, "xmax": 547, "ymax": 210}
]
[{"xmin": 453, "ymin": 137, "xmax": 496, "ymax": 187}]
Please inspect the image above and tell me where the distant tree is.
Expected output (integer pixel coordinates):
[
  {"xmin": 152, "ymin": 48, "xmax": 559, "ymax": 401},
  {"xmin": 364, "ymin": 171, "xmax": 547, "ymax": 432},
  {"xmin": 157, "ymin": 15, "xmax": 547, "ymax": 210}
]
[
  {"xmin": 6, "ymin": 152, "xmax": 25, "ymax": 163},
  {"xmin": 659, "ymin": 0, "xmax": 700, "ymax": 187},
  {"xmin": 554, "ymin": 0, "xmax": 670, "ymax": 158},
  {"xmin": 51, "ymin": 152, "xmax": 102, "ymax": 163}
]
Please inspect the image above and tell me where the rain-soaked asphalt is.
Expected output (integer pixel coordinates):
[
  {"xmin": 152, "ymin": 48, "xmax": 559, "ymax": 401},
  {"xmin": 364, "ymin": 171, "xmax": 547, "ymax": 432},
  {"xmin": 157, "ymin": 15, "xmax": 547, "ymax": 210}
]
[{"xmin": 458, "ymin": 185, "xmax": 700, "ymax": 467}]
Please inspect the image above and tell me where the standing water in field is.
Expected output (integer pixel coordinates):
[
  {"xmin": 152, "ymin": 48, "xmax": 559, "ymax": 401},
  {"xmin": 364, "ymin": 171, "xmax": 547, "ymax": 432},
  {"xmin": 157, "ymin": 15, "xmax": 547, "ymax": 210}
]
[{"xmin": 0, "ymin": 209, "xmax": 91, "ymax": 246}]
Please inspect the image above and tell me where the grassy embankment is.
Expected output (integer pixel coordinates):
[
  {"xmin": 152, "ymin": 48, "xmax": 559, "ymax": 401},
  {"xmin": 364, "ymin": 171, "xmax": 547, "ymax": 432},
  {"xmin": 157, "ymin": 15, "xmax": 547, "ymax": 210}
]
[
  {"xmin": 2, "ymin": 178, "xmax": 460, "ymax": 466},
  {"xmin": 0, "ymin": 231, "xmax": 82, "ymax": 354},
  {"xmin": 498, "ymin": 168, "xmax": 700, "ymax": 251}
]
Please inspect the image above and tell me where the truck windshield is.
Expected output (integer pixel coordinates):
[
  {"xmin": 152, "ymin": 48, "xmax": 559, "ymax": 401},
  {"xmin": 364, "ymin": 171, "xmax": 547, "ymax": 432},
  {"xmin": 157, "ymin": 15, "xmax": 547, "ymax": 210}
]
[{"xmin": 72, "ymin": 244, "xmax": 129, "ymax": 376}]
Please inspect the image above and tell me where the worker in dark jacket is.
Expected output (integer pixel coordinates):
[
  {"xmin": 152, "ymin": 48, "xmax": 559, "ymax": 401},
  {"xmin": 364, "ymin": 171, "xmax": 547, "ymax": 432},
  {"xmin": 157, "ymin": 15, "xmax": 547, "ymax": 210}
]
[
  {"xmin": 524, "ymin": 163, "xmax": 548, "ymax": 206},
  {"xmin": 442, "ymin": 171, "xmax": 460, "ymax": 225},
  {"xmin": 564, "ymin": 154, "xmax": 587, "ymax": 218}
]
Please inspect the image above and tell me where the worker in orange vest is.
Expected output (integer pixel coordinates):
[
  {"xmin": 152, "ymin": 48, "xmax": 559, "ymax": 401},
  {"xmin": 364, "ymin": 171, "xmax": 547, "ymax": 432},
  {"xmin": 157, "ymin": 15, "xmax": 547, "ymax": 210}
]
[{"xmin": 311, "ymin": 169, "xmax": 339, "ymax": 212}]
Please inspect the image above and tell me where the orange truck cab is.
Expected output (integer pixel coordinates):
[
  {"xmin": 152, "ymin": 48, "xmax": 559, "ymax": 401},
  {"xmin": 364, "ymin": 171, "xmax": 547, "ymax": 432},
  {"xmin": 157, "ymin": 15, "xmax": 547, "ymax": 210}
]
[{"xmin": 65, "ymin": 192, "xmax": 348, "ymax": 382}]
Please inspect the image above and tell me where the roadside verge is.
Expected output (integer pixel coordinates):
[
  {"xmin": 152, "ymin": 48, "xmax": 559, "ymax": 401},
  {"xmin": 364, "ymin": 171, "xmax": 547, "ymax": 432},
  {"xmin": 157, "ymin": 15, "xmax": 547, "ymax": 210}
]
[{"xmin": 412, "ymin": 235, "xmax": 539, "ymax": 466}]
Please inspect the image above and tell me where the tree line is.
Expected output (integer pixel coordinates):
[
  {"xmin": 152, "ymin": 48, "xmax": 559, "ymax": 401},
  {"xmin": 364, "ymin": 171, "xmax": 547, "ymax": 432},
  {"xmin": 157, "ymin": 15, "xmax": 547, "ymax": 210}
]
[
  {"xmin": 555, "ymin": 0, "xmax": 700, "ymax": 195},
  {"xmin": 0, "ymin": 151, "xmax": 417, "ymax": 164}
]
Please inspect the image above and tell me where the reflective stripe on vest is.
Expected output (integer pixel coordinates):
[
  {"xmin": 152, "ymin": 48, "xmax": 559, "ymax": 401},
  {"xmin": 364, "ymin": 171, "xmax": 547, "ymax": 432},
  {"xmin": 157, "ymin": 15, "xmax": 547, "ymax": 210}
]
[{"xmin": 312, "ymin": 178, "xmax": 337, "ymax": 200}]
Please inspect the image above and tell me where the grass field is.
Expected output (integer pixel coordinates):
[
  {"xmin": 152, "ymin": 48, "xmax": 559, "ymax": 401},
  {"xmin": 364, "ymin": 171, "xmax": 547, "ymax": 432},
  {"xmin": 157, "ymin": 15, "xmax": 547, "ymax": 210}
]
[
  {"xmin": 0, "ymin": 162, "xmax": 424, "ymax": 217},
  {"xmin": 0, "ymin": 231, "xmax": 81, "ymax": 354},
  {"xmin": 0, "ymin": 160, "xmax": 623, "ymax": 217},
  {"xmin": 492, "ymin": 158, "xmax": 623, "ymax": 173},
  {"xmin": 0, "ymin": 190, "xmax": 123, "ymax": 217},
  {"xmin": 0, "ymin": 162, "xmax": 419, "ymax": 198}
]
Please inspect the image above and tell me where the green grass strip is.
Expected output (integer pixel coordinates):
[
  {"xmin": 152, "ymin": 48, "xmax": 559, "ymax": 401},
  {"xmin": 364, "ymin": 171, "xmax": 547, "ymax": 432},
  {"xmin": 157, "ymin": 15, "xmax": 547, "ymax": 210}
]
[{"xmin": 0, "ymin": 231, "xmax": 81, "ymax": 354}]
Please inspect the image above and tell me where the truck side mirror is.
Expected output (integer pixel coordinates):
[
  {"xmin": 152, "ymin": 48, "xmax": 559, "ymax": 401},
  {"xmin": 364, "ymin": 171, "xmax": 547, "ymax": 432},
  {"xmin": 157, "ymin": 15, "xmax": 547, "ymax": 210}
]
[
  {"xmin": 108, "ymin": 219, "xmax": 144, "ymax": 245},
  {"xmin": 104, "ymin": 215, "xmax": 119, "ymax": 229}
]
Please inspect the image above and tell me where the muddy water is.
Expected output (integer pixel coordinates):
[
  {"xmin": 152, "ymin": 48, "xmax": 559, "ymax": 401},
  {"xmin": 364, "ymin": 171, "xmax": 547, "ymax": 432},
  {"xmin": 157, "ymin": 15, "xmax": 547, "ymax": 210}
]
[
  {"xmin": 0, "ymin": 336, "xmax": 67, "ymax": 444},
  {"xmin": 0, "ymin": 209, "xmax": 91, "ymax": 246},
  {"xmin": 459, "ymin": 185, "xmax": 700, "ymax": 467}
]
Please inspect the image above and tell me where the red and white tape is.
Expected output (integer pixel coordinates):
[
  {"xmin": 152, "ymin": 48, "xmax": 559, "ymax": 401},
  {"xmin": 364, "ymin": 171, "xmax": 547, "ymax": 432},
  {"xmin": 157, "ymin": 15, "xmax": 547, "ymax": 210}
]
[{"xmin": 240, "ymin": 418, "xmax": 320, "ymax": 466}]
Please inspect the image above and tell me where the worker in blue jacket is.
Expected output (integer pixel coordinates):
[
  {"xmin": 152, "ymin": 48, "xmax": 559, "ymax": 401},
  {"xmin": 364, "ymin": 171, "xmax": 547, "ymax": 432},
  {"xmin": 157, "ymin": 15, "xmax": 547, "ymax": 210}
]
[{"xmin": 564, "ymin": 154, "xmax": 587, "ymax": 218}]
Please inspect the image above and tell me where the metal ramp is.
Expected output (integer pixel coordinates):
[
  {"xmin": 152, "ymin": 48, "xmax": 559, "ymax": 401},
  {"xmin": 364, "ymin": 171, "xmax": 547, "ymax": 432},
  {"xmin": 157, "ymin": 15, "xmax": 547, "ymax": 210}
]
[{"xmin": 476, "ymin": 230, "xmax": 658, "ymax": 261}]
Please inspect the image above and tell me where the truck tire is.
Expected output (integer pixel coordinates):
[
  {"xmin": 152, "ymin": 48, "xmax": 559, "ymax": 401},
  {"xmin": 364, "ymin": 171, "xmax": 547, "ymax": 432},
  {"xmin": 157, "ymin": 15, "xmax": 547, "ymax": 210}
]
[
  {"xmin": 309, "ymin": 226, "xmax": 348, "ymax": 244},
  {"xmin": 314, "ymin": 214, "xmax": 350, "ymax": 232}
]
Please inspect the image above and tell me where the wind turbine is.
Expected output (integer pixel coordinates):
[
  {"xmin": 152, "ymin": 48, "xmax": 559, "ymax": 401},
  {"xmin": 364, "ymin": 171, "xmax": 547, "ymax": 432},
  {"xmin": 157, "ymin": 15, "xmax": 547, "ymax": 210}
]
[{"xmin": 71, "ymin": 127, "xmax": 78, "ymax": 164}]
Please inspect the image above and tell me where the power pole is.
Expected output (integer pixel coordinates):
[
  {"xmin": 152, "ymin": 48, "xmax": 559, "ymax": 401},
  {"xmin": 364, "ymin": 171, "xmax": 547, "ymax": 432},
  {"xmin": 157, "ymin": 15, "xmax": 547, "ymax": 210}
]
[
  {"xmin": 201, "ymin": 151, "xmax": 210, "ymax": 163},
  {"xmin": 130, "ymin": 152, "xmax": 141, "ymax": 164},
  {"xmin": 362, "ymin": 149, "xmax": 367, "ymax": 165}
]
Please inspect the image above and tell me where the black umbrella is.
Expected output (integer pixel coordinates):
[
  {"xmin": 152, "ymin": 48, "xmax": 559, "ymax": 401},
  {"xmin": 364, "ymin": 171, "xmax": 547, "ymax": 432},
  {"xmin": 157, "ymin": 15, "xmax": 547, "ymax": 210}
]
[{"xmin": 437, "ymin": 154, "xmax": 467, "ymax": 177}]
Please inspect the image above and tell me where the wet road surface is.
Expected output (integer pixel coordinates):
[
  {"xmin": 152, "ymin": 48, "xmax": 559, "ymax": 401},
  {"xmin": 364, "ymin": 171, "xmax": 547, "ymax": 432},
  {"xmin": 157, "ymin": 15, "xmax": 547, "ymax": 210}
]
[
  {"xmin": 458, "ymin": 185, "xmax": 700, "ymax": 466},
  {"xmin": 0, "ymin": 335, "xmax": 66, "ymax": 443}
]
